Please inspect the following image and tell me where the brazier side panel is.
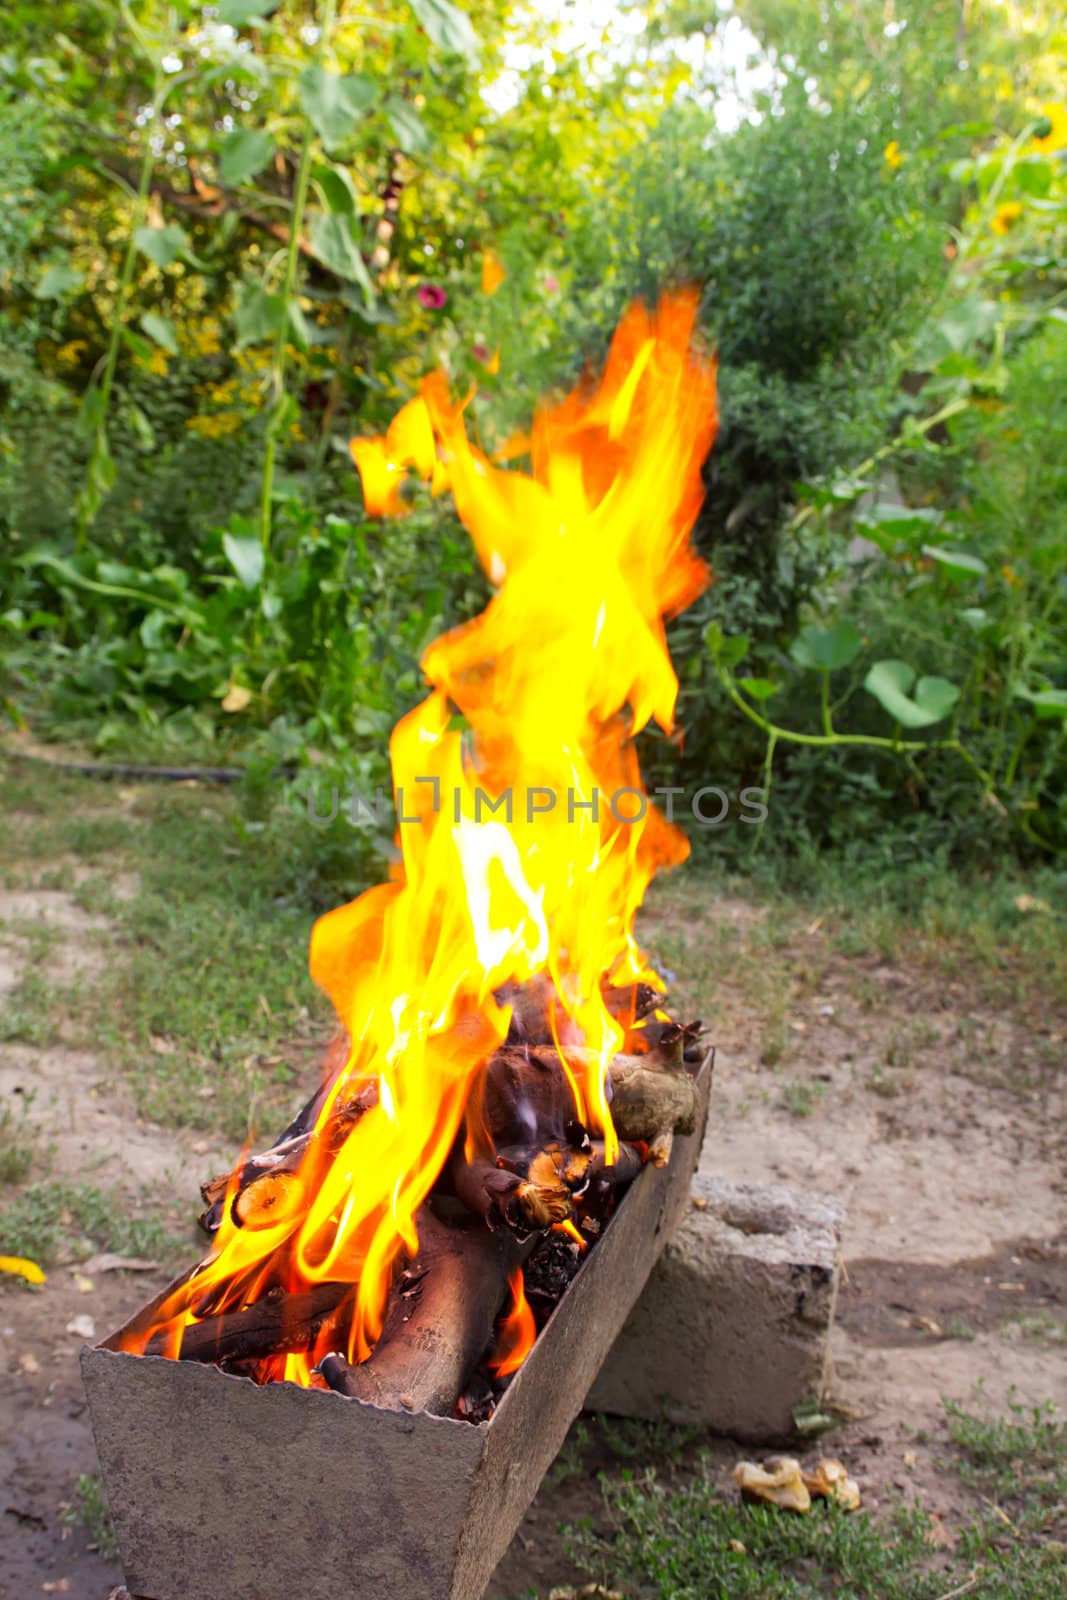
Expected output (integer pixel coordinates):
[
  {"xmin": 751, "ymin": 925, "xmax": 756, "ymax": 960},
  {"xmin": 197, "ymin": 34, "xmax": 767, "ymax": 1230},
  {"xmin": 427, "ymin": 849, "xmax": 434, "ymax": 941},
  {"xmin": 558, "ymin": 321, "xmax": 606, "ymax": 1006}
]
[{"xmin": 81, "ymin": 1348, "xmax": 485, "ymax": 1600}]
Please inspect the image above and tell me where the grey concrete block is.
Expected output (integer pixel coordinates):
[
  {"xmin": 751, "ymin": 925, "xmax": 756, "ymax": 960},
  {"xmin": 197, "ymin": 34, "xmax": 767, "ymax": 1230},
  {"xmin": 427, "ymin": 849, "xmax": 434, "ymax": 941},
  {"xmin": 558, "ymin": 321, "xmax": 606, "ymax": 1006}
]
[{"xmin": 585, "ymin": 1175, "xmax": 844, "ymax": 1442}]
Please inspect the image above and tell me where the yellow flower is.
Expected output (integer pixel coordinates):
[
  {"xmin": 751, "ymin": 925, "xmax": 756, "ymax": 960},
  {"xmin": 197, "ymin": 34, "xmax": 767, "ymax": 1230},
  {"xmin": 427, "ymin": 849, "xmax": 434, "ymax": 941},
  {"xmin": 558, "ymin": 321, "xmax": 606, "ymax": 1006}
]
[
  {"xmin": 991, "ymin": 201, "xmax": 1023, "ymax": 236},
  {"xmin": 883, "ymin": 140, "xmax": 904, "ymax": 171},
  {"xmin": 0, "ymin": 1256, "xmax": 45, "ymax": 1284},
  {"xmin": 184, "ymin": 412, "xmax": 243, "ymax": 439},
  {"xmin": 1031, "ymin": 102, "xmax": 1067, "ymax": 155},
  {"xmin": 143, "ymin": 347, "xmax": 169, "ymax": 377},
  {"xmin": 56, "ymin": 339, "xmax": 88, "ymax": 366},
  {"xmin": 1001, "ymin": 563, "xmax": 1020, "ymax": 586}
]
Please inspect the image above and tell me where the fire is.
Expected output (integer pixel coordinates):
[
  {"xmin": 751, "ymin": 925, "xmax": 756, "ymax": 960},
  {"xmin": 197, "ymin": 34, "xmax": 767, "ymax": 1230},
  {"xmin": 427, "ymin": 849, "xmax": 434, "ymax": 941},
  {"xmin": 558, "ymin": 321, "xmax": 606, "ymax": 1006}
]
[
  {"xmin": 489, "ymin": 1268, "xmax": 537, "ymax": 1378},
  {"xmin": 121, "ymin": 290, "xmax": 716, "ymax": 1391}
]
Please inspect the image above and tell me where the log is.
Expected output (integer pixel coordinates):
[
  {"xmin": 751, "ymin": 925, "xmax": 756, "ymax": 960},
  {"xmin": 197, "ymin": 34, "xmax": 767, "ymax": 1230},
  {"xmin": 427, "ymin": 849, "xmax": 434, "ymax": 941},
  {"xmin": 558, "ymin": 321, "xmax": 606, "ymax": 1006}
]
[
  {"xmin": 448, "ymin": 1137, "xmax": 644, "ymax": 1234},
  {"xmin": 483, "ymin": 1045, "xmax": 699, "ymax": 1152},
  {"xmin": 200, "ymin": 1083, "xmax": 374, "ymax": 1233},
  {"xmin": 319, "ymin": 1208, "xmax": 531, "ymax": 1416},
  {"xmin": 496, "ymin": 974, "xmax": 660, "ymax": 1046},
  {"xmin": 154, "ymin": 1281, "xmax": 352, "ymax": 1365}
]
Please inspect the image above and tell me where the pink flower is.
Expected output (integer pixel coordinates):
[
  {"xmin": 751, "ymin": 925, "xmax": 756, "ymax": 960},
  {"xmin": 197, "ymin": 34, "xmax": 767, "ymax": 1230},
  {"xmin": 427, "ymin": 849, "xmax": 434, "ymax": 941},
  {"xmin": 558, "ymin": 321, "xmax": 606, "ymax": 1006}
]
[
  {"xmin": 544, "ymin": 274, "xmax": 560, "ymax": 293},
  {"xmin": 417, "ymin": 283, "xmax": 447, "ymax": 310},
  {"xmin": 471, "ymin": 342, "xmax": 490, "ymax": 364}
]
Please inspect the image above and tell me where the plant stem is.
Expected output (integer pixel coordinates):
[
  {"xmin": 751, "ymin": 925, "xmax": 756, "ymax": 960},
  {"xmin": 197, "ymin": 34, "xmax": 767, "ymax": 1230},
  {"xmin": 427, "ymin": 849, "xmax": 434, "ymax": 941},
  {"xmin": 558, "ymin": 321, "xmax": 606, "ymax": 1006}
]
[
  {"xmin": 77, "ymin": 81, "xmax": 161, "ymax": 550},
  {"xmin": 717, "ymin": 662, "xmax": 1000, "ymax": 796},
  {"xmin": 259, "ymin": 0, "xmax": 338, "ymax": 553}
]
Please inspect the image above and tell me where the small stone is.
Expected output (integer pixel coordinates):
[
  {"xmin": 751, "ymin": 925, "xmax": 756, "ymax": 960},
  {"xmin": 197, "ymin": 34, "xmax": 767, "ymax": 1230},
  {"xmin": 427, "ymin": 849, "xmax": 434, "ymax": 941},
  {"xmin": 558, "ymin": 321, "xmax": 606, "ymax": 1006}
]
[{"xmin": 65, "ymin": 1314, "xmax": 96, "ymax": 1341}]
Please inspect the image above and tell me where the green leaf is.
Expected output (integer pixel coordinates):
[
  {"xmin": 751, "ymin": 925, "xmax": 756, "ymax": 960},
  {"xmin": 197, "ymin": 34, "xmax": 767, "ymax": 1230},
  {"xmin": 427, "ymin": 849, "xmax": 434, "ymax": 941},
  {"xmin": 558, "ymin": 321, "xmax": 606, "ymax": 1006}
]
[
  {"xmin": 736, "ymin": 676, "xmax": 780, "ymax": 702},
  {"xmin": 922, "ymin": 544, "xmax": 989, "ymax": 578},
  {"xmin": 1015, "ymin": 157, "xmax": 1052, "ymax": 198},
  {"xmin": 308, "ymin": 212, "xmax": 374, "ymax": 296},
  {"xmin": 789, "ymin": 621, "xmax": 862, "ymax": 672},
  {"xmin": 219, "ymin": 128, "xmax": 274, "ymax": 186},
  {"xmin": 222, "ymin": 532, "xmax": 265, "ymax": 590},
  {"xmin": 704, "ymin": 622, "xmax": 749, "ymax": 667},
  {"xmin": 409, "ymin": 0, "xmax": 479, "ymax": 61},
  {"xmin": 235, "ymin": 282, "xmax": 286, "ymax": 347},
  {"xmin": 1014, "ymin": 687, "xmax": 1067, "ymax": 721},
  {"xmin": 855, "ymin": 502, "xmax": 941, "ymax": 542},
  {"xmin": 139, "ymin": 311, "xmax": 178, "ymax": 354},
  {"xmin": 313, "ymin": 162, "xmax": 359, "ymax": 214},
  {"xmin": 385, "ymin": 96, "xmax": 431, "ymax": 154},
  {"xmin": 34, "ymin": 263, "xmax": 84, "ymax": 299},
  {"xmin": 299, "ymin": 66, "xmax": 376, "ymax": 150},
  {"xmin": 218, "ymin": 0, "xmax": 281, "ymax": 21},
  {"xmin": 864, "ymin": 660, "xmax": 960, "ymax": 729},
  {"xmin": 937, "ymin": 298, "xmax": 1001, "ymax": 354},
  {"xmin": 134, "ymin": 224, "xmax": 190, "ymax": 269}
]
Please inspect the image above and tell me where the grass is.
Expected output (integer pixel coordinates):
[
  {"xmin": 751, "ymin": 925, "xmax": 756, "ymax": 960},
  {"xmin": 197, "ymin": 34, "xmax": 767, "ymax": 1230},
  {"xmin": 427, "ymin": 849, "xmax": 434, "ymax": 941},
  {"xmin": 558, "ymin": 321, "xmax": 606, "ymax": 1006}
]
[
  {"xmin": 61, "ymin": 1473, "xmax": 118, "ymax": 1558},
  {"xmin": 0, "ymin": 1178, "xmax": 190, "ymax": 1269},
  {"xmin": 0, "ymin": 759, "xmax": 367, "ymax": 1141},
  {"xmin": 0, "ymin": 1093, "xmax": 46, "ymax": 1183},
  {"xmin": 567, "ymin": 1400, "xmax": 1067, "ymax": 1600}
]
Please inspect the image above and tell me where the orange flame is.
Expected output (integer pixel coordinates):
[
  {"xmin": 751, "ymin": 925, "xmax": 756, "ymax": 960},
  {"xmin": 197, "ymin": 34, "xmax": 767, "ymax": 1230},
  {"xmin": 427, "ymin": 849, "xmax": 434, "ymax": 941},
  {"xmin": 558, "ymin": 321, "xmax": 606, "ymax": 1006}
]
[
  {"xmin": 489, "ymin": 1267, "xmax": 537, "ymax": 1377},
  {"xmin": 119, "ymin": 291, "xmax": 717, "ymax": 1388}
]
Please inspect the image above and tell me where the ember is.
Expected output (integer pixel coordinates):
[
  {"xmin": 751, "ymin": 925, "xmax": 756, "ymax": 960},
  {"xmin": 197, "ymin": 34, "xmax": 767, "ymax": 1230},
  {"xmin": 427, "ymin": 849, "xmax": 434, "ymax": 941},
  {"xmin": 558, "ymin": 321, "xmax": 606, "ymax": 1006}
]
[{"xmin": 116, "ymin": 290, "xmax": 718, "ymax": 1419}]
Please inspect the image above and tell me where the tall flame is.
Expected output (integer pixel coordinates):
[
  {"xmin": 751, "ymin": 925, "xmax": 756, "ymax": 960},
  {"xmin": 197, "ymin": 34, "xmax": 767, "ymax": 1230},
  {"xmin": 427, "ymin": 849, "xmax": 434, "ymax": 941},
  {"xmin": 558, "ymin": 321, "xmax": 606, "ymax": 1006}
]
[{"xmin": 122, "ymin": 290, "xmax": 717, "ymax": 1384}]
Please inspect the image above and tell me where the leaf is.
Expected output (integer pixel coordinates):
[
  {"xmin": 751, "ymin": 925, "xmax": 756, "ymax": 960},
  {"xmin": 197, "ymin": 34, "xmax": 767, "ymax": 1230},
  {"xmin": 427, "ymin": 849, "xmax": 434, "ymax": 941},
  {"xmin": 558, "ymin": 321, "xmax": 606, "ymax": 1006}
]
[
  {"xmin": 1014, "ymin": 687, "xmax": 1067, "ymax": 721},
  {"xmin": 134, "ymin": 224, "xmax": 190, "ymax": 269},
  {"xmin": 299, "ymin": 66, "xmax": 377, "ymax": 150},
  {"xmin": 386, "ymin": 95, "xmax": 432, "ymax": 154},
  {"xmin": 937, "ymin": 298, "xmax": 1001, "ymax": 354},
  {"xmin": 864, "ymin": 660, "xmax": 960, "ymax": 729},
  {"xmin": 219, "ymin": 0, "xmax": 282, "ymax": 20},
  {"xmin": 789, "ymin": 621, "xmax": 862, "ymax": 672},
  {"xmin": 855, "ymin": 502, "xmax": 941, "ymax": 543},
  {"xmin": 307, "ymin": 213, "xmax": 375, "ymax": 297},
  {"xmin": 234, "ymin": 282, "xmax": 285, "ymax": 347},
  {"xmin": 922, "ymin": 545, "xmax": 989, "ymax": 578},
  {"xmin": 139, "ymin": 311, "xmax": 178, "ymax": 354},
  {"xmin": 222, "ymin": 532, "xmax": 264, "ymax": 590},
  {"xmin": 219, "ymin": 128, "xmax": 274, "ymax": 186},
  {"xmin": 736, "ymin": 676, "xmax": 780, "ymax": 702},
  {"xmin": 408, "ymin": 0, "xmax": 479, "ymax": 61},
  {"xmin": 704, "ymin": 622, "xmax": 749, "ymax": 668},
  {"xmin": 34, "ymin": 263, "xmax": 84, "ymax": 300},
  {"xmin": 314, "ymin": 162, "xmax": 359, "ymax": 214}
]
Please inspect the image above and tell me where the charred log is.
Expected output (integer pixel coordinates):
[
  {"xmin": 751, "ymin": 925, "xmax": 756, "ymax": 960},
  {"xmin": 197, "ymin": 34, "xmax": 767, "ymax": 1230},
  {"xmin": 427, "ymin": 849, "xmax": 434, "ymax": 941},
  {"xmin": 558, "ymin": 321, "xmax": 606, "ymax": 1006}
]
[
  {"xmin": 319, "ymin": 1208, "xmax": 531, "ymax": 1416},
  {"xmin": 155, "ymin": 1281, "xmax": 352, "ymax": 1365},
  {"xmin": 482, "ymin": 1045, "xmax": 699, "ymax": 1154}
]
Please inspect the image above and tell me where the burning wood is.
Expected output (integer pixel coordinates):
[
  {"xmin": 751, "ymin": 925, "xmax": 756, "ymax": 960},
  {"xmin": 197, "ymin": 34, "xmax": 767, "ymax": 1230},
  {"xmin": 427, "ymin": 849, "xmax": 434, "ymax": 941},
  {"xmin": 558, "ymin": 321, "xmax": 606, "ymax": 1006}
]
[{"xmin": 111, "ymin": 291, "xmax": 719, "ymax": 1419}]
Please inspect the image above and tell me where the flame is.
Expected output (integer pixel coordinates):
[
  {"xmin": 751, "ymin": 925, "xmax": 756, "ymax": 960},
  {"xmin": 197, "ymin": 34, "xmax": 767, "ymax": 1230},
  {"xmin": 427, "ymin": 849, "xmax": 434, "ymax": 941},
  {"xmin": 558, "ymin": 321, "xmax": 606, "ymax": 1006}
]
[
  {"xmin": 489, "ymin": 1268, "xmax": 537, "ymax": 1377},
  {"xmin": 120, "ymin": 290, "xmax": 716, "ymax": 1389}
]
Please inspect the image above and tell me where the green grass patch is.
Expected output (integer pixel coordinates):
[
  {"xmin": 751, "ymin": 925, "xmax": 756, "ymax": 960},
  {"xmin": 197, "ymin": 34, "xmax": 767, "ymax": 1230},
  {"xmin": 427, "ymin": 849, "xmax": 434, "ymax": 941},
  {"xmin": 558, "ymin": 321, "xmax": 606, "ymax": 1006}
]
[
  {"xmin": 0, "ymin": 1178, "xmax": 190, "ymax": 1268},
  {"xmin": 567, "ymin": 1400, "xmax": 1067, "ymax": 1600}
]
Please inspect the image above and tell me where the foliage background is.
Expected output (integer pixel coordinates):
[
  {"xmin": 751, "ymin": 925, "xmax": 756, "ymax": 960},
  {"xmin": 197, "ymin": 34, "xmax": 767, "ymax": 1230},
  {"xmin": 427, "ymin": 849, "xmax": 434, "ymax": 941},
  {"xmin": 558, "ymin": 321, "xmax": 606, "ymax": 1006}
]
[{"xmin": 2, "ymin": 0, "xmax": 1066, "ymax": 895}]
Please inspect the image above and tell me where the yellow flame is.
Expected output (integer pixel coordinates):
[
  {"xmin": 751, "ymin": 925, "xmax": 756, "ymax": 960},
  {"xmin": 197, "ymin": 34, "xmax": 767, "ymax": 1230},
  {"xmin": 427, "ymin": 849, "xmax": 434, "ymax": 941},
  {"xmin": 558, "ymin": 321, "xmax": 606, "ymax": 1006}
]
[{"xmin": 121, "ymin": 291, "xmax": 717, "ymax": 1384}]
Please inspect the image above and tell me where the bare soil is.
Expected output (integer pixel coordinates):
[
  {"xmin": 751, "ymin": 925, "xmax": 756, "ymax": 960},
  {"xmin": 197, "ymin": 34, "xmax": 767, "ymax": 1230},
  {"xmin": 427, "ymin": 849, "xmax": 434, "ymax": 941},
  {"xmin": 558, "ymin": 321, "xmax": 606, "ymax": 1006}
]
[{"xmin": 2, "ymin": 873, "xmax": 1065, "ymax": 1598}]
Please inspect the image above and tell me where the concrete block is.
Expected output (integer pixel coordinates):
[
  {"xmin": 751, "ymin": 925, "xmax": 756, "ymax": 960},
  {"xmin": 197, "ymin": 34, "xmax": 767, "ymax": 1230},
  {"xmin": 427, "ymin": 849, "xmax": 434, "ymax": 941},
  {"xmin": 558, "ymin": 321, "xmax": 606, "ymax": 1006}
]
[{"xmin": 585, "ymin": 1175, "xmax": 844, "ymax": 1442}]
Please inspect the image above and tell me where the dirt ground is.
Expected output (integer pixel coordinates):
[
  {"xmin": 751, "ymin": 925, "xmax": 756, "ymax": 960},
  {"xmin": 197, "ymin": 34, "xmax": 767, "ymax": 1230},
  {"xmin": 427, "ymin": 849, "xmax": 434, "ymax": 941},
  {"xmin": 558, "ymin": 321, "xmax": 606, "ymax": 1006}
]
[{"xmin": 2, "ymin": 857, "xmax": 1065, "ymax": 1598}]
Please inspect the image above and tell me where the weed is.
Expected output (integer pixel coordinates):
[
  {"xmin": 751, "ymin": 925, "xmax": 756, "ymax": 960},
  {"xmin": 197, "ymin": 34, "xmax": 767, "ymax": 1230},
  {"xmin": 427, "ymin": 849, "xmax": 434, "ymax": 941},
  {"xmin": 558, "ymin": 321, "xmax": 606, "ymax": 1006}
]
[
  {"xmin": 61, "ymin": 1474, "xmax": 118, "ymax": 1557},
  {"xmin": 0, "ymin": 1093, "xmax": 46, "ymax": 1184},
  {"xmin": 780, "ymin": 1079, "xmax": 826, "ymax": 1118},
  {"xmin": 569, "ymin": 1397, "xmax": 1067, "ymax": 1598},
  {"xmin": 0, "ymin": 1179, "xmax": 189, "ymax": 1267}
]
